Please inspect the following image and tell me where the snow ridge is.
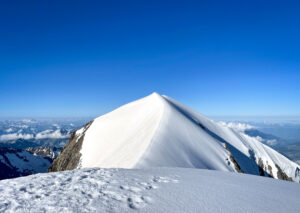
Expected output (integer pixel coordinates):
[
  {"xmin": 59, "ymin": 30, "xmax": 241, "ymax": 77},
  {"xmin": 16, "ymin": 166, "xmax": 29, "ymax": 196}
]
[
  {"xmin": 80, "ymin": 92, "xmax": 165, "ymax": 168},
  {"xmin": 70, "ymin": 93, "xmax": 300, "ymax": 182}
]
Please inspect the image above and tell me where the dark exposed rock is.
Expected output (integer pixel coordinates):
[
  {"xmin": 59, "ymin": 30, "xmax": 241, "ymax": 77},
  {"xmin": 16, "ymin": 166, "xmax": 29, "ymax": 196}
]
[
  {"xmin": 224, "ymin": 143, "xmax": 243, "ymax": 173},
  {"xmin": 267, "ymin": 165, "xmax": 274, "ymax": 178},
  {"xmin": 257, "ymin": 158, "xmax": 265, "ymax": 176},
  {"xmin": 26, "ymin": 146, "xmax": 60, "ymax": 162},
  {"xmin": 275, "ymin": 164, "xmax": 293, "ymax": 182},
  {"xmin": 47, "ymin": 120, "xmax": 93, "ymax": 172},
  {"xmin": 255, "ymin": 157, "xmax": 292, "ymax": 180}
]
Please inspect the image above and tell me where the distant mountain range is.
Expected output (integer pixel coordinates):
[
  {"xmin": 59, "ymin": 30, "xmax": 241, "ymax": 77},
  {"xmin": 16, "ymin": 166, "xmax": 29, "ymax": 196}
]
[
  {"xmin": 0, "ymin": 119, "xmax": 88, "ymax": 180},
  {"xmin": 0, "ymin": 146, "xmax": 58, "ymax": 180}
]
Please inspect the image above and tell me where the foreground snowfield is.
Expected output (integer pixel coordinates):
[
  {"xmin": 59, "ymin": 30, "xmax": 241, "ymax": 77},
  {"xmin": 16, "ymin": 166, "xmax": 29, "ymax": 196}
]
[{"xmin": 1, "ymin": 167, "xmax": 300, "ymax": 213}]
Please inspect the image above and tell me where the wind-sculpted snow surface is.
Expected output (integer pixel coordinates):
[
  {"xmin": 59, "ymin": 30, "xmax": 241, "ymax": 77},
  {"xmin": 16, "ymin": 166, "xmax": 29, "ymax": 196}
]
[
  {"xmin": 1, "ymin": 168, "xmax": 300, "ymax": 213},
  {"xmin": 51, "ymin": 93, "xmax": 300, "ymax": 182}
]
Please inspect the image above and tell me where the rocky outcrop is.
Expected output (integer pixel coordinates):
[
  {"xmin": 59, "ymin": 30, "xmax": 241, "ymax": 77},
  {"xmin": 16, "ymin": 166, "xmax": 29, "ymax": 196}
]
[
  {"xmin": 47, "ymin": 121, "xmax": 93, "ymax": 172},
  {"xmin": 255, "ymin": 157, "xmax": 293, "ymax": 181},
  {"xmin": 267, "ymin": 165, "xmax": 274, "ymax": 178},
  {"xmin": 224, "ymin": 143, "xmax": 243, "ymax": 173},
  {"xmin": 257, "ymin": 158, "xmax": 266, "ymax": 176},
  {"xmin": 26, "ymin": 146, "xmax": 60, "ymax": 162},
  {"xmin": 275, "ymin": 164, "xmax": 293, "ymax": 182}
]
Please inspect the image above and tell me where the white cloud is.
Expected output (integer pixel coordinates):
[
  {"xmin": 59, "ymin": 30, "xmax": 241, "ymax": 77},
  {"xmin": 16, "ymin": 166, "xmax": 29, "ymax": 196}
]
[
  {"xmin": 0, "ymin": 129, "xmax": 70, "ymax": 141},
  {"xmin": 5, "ymin": 128, "xmax": 13, "ymax": 133},
  {"xmin": 35, "ymin": 129, "xmax": 69, "ymax": 140},
  {"xmin": 218, "ymin": 122, "xmax": 254, "ymax": 132},
  {"xmin": 252, "ymin": 136, "xmax": 277, "ymax": 146},
  {"xmin": 52, "ymin": 124, "xmax": 60, "ymax": 129},
  {"xmin": 218, "ymin": 122, "xmax": 278, "ymax": 146},
  {"xmin": 265, "ymin": 139, "xmax": 277, "ymax": 146},
  {"xmin": 0, "ymin": 133, "xmax": 34, "ymax": 141},
  {"xmin": 22, "ymin": 119, "xmax": 36, "ymax": 124}
]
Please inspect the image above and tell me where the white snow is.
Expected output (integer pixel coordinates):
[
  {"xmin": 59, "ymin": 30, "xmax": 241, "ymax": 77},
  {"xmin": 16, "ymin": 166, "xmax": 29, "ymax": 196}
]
[
  {"xmin": 75, "ymin": 126, "xmax": 87, "ymax": 143},
  {"xmin": 75, "ymin": 127, "xmax": 84, "ymax": 136},
  {"xmin": 1, "ymin": 167, "xmax": 300, "ymax": 213},
  {"xmin": 79, "ymin": 93, "xmax": 300, "ymax": 181},
  {"xmin": 80, "ymin": 93, "xmax": 164, "ymax": 168}
]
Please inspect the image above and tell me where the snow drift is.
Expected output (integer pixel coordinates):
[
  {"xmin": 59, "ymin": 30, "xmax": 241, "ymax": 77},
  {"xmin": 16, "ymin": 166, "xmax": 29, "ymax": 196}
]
[{"xmin": 49, "ymin": 93, "xmax": 300, "ymax": 182}]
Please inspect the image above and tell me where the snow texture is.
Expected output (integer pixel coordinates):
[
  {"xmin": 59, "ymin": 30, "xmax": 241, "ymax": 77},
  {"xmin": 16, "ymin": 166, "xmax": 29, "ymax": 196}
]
[
  {"xmin": 1, "ymin": 167, "xmax": 300, "ymax": 213},
  {"xmin": 78, "ymin": 93, "xmax": 300, "ymax": 181}
]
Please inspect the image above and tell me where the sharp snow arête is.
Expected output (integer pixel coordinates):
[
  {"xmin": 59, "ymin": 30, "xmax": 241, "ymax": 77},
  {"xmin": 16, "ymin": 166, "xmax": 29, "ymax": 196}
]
[{"xmin": 49, "ymin": 92, "xmax": 300, "ymax": 182}]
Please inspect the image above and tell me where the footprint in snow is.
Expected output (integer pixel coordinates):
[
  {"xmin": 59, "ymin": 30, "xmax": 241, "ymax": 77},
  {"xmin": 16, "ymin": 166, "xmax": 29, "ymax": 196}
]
[
  {"xmin": 138, "ymin": 182, "xmax": 158, "ymax": 190},
  {"xmin": 152, "ymin": 176, "xmax": 179, "ymax": 183},
  {"xmin": 120, "ymin": 185, "xmax": 142, "ymax": 193},
  {"xmin": 127, "ymin": 195, "xmax": 151, "ymax": 209}
]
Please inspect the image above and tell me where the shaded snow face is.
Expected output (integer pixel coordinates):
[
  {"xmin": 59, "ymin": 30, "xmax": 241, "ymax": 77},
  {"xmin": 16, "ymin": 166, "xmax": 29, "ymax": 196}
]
[{"xmin": 1, "ymin": 168, "xmax": 300, "ymax": 213}]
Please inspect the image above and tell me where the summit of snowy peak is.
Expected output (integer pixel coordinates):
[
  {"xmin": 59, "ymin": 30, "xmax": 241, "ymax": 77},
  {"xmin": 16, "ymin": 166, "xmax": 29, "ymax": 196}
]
[
  {"xmin": 144, "ymin": 92, "xmax": 165, "ymax": 103},
  {"xmin": 150, "ymin": 91, "xmax": 160, "ymax": 96}
]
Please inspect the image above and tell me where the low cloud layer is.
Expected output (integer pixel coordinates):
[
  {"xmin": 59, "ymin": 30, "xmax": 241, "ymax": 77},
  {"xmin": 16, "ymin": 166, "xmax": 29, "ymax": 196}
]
[
  {"xmin": 0, "ymin": 133, "xmax": 34, "ymax": 141},
  {"xmin": 218, "ymin": 121, "xmax": 278, "ymax": 146},
  {"xmin": 253, "ymin": 136, "xmax": 277, "ymax": 146},
  {"xmin": 36, "ymin": 130, "xmax": 69, "ymax": 140},
  {"xmin": 0, "ymin": 129, "xmax": 69, "ymax": 141},
  {"xmin": 218, "ymin": 122, "xmax": 254, "ymax": 132},
  {"xmin": 5, "ymin": 128, "xmax": 13, "ymax": 133}
]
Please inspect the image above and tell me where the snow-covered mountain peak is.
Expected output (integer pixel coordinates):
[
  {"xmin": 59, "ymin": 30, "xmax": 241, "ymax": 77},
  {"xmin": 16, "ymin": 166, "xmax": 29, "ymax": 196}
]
[
  {"xmin": 150, "ymin": 91, "xmax": 161, "ymax": 96},
  {"xmin": 80, "ymin": 92, "xmax": 166, "ymax": 169},
  {"xmin": 49, "ymin": 94, "xmax": 300, "ymax": 182}
]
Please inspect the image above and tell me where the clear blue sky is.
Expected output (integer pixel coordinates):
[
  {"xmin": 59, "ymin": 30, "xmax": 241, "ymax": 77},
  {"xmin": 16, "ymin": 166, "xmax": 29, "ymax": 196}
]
[{"xmin": 0, "ymin": 0, "xmax": 300, "ymax": 117}]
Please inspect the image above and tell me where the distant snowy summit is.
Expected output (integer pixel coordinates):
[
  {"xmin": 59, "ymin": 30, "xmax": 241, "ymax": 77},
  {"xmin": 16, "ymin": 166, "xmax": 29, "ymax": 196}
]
[{"xmin": 48, "ymin": 92, "xmax": 300, "ymax": 182}]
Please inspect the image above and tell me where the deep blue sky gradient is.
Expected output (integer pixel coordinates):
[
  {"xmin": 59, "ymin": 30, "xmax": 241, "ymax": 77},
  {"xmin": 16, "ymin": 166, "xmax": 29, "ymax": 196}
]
[{"xmin": 0, "ymin": 0, "xmax": 300, "ymax": 117}]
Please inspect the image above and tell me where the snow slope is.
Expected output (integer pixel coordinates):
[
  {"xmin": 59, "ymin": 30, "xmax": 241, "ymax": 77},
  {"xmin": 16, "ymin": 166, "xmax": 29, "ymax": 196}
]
[
  {"xmin": 70, "ymin": 92, "xmax": 300, "ymax": 182},
  {"xmin": 1, "ymin": 167, "xmax": 300, "ymax": 213},
  {"xmin": 80, "ymin": 93, "xmax": 164, "ymax": 168}
]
